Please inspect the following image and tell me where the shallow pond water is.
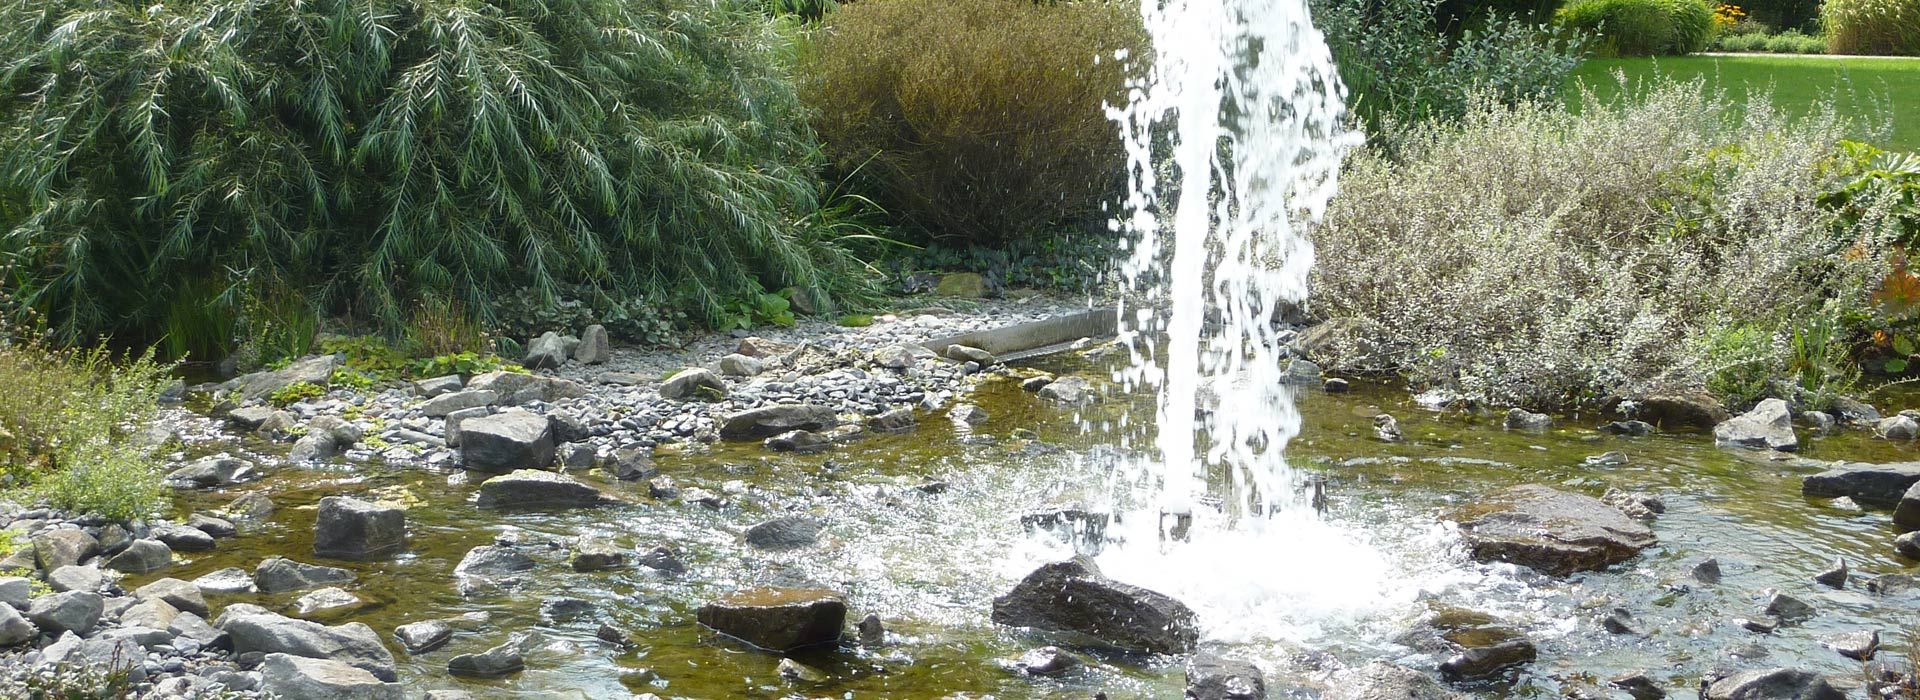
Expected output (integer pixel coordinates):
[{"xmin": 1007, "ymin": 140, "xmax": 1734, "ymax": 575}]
[{"xmin": 143, "ymin": 369, "xmax": 1920, "ymax": 698}]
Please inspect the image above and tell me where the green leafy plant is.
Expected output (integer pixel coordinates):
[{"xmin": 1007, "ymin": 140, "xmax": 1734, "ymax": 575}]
[
  {"xmin": 1823, "ymin": 0, "xmax": 1920, "ymax": 55},
  {"xmin": 0, "ymin": 330, "xmax": 172, "ymax": 520},
  {"xmin": 804, "ymin": 0, "xmax": 1148, "ymax": 242},
  {"xmin": 1315, "ymin": 0, "xmax": 1587, "ymax": 135},
  {"xmin": 0, "ymin": 0, "xmax": 870, "ymax": 344},
  {"xmin": 270, "ymin": 381, "xmax": 327, "ymax": 406},
  {"xmin": 1556, "ymin": 0, "xmax": 1701, "ymax": 55},
  {"xmin": 839, "ymin": 314, "xmax": 875, "ymax": 327},
  {"xmin": 718, "ymin": 291, "xmax": 797, "ymax": 332},
  {"xmin": 1821, "ymin": 141, "xmax": 1920, "ymax": 245},
  {"xmin": 416, "ymin": 352, "xmax": 525, "ymax": 378}
]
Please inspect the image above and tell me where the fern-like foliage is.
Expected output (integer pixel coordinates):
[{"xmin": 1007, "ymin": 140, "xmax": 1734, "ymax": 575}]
[{"xmin": 0, "ymin": 0, "xmax": 868, "ymax": 344}]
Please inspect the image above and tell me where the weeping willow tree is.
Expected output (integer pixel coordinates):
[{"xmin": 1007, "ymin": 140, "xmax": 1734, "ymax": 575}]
[{"xmin": 0, "ymin": 0, "xmax": 871, "ymax": 347}]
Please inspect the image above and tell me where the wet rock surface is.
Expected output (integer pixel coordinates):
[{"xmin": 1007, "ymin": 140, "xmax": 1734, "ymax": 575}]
[
  {"xmin": 696, "ymin": 588, "xmax": 846, "ymax": 652},
  {"xmin": 1449, "ymin": 484, "xmax": 1657, "ymax": 575},
  {"xmin": 991, "ymin": 558, "xmax": 1199, "ymax": 654}
]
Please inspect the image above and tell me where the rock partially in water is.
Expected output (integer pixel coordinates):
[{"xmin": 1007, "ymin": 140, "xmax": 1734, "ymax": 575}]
[
  {"xmin": 857, "ymin": 614, "xmax": 885, "ymax": 646},
  {"xmin": 26, "ymin": 590, "xmax": 101, "ymax": 636},
  {"xmin": 221, "ymin": 610, "xmax": 398, "ymax": 681},
  {"xmin": 260, "ymin": 652, "xmax": 402, "ymax": 700},
  {"xmin": 1878, "ymin": 414, "xmax": 1920, "ymax": 440},
  {"xmin": 394, "ymin": 619, "xmax": 453, "ymax": 654},
  {"xmin": 1634, "ymin": 393, "xmax": 1729, "ymax": 431},
  {"xmin": 744, "ymin": 516, "xmax": 822, "ymax": 551},
  {"xmin": 166, "ymin": 455, "xmax": 257, "ymax": 489},
  {"xmin": 458, "ymin": 411, "xmax": 555, "ymax": 472},
  {"xmin": 1608, "ymin": 671, "xmax": 1666, "ymax": 700},
  {"xmin": 637, "ymin": 546, "xmax": 687, "ymax": 574},
  {"xmin": 541, "ymin": 597, "xmax": 597, "ymax": 624},
  {"xmin": 658, "ymin": 368, "xmax": 727, "ymax": 401},
  {"xmin": 720, "ymin": 404, "xmax": 838, "ymax": 440},
  {"xmin": 1895, "ymin": 481, "xmax": 1920, "ymax": 529},
  {"xmin": 868, "ymin": 408, "xmax": 917, "ymax": 434},
  {"xmin": 1763, "ymin": 591, "xmax": 1815, "ymax": 622},
  {"xmin": 1601, "ymin": 488, "xmax": 1664, "ymax": 521},
  {"xmin": 765, "ymin": 429, "xmax": 831, "ymax": 454},
  {"xmin": 105, "ymin": 539, "xmax": 173, "ymax": 574},
  {"xmin": 778, "ymin": 657, "xmax": 829, "ymax": 684},
  {"xmin": 1600, "ymin": 420, "xmax": 1655, "ymax": 436},
  {"xmin": 255, "ymin": 557, "xmax": 356, "ymax": 593},
  {"xmin": 949, "ymin": 404, "xmax": 989, "ymax": 426},
  {"xmin": 195, "ymin": 566, "xmax": 260, "ymax": 595},
  {"xmin": 1896, "ymin": 531, "xmax": 1920, "ymax": 559},
  {"xmin": 454, "ymin": 545, "xmax": 537, "ymax": 578},
  {"xmin": 1185, "ymin": 653, "xmax": 1265, "ymax": 699},
  {"xmin": 1800, "ymin": 462, "xmax": 1920, "ymax": 506},
  {"xmin": 188, "ymin": 513, "xmax": 238, "ymax": 538},
  {"xmin": 696, "ymin": 587, "xmax": 846, "ymax": 652},
  {"xmin": 447, "ymin": 636, "xmax": 528, "ymax": 678},
  {"xmin": 475, "ymin": 469, "xmax": 617, "ymax": 509},
  {"xmin": 1693, "ymin": 558, "xmax": 1724, "ymax": 584},
  {"xmin": 227, "ymin": 491, "xmax": 277, "ymax": 524},
  {"xmin": 1037, "ymin": 376, "xmax": 1095, "ymax": 406},
  {"xmin": 1813, "ymin": 558, "xmax": 1848, "ymax": 588},
  {"xmin": 221, "ymin": 355, "xmax": 338, "ymax": 401},
  {"xmin": 1713, "ymin": 399, "xmax": 1798, "ymax": 451},
  {"xmin": 1439, "ymin": 638, "xmax": 1537, "ymax": 682},
  {"xmin": 991, "ymin": 558, "xmax": 1199, "ymax": 655},
  {"xmin": 1504, "ymin": 408, "xmax": 1552, "ymax": 431},
  {"xmin": 134, "ymin": 577, "xmax": 208, "ymax": 617},
  {"xmin": 570, "ymin": 538, "xmax": 627, "ymax": 572},
  {"xmin": 1449, "ymin": 484, "xmax": 1656, "ymax": 575},
  {"xmin": 1006, "ymin": 646, "xmax": 1081, "ymax": 678},
  {"xmin": 1702, "ymin": 669, "xmax": 1842, "ymax": 700},
  {"xmin": 313, "ymin": 496, "xmax": 406, "ymax": 560},
  {"xmin": 153, "ymin": 523, "xmax": 217, "ymax": 552},
  {"xmin": 1324, "ymin": 662, "xmax": 1462, "ymax": 700},
  {"xmin": 1373, "ymin": 414, "xmax": 1402, "ymax": 442},
  {"xmin": 611, "ymin": 447, "xmax": 656, "ymax": 481},
  {"xmin": 1822, "ymin": 630, "xmax": 1878, "ymax": 660},
  {"xmin": 293, "ymin": 587, "xmax": 366, "ymax": 619}
]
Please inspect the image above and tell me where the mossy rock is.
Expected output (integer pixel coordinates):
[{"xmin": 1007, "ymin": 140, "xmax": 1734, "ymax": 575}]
[{"xmin": 934, "ymin": 273, "xmax": 987, "ymax": 298}]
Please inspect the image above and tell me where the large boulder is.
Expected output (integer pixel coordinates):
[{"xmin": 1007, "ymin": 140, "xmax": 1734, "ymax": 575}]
[
  {"xmin": 0, "ymin": 604, "xmax": 35, "ymax": 646},
  {"xmin": 221, "ymin": 355, "xmax": 338, "ymax": 401},
  {"xmin": 475, "ymin": 470, "xmax": 617, "ymax": 509},
  {"xmin": 1713, "ymin": 398, "xmax": 1798, "ymax": 451},
  {"xmin": 1448, "ymin": 484, "xmax": 1656, "ymax": 576},
  {"xmin": 575, "ymin": 325, "xmax": 610, "ymax": 365},
  {"xmin": 1801, "ymin": 462, "xmax": 1920, "ymax": 506},
  {"xmin": 255, "ymin": 557, "xmax": 356, "ymax": 593},
  {"xmin": 522, "ymin": 332, "xmax": 569, "ymax": 370},
  {"xmin": 313, "ymin": 496, "xmax": 406, "ymax": 560},
  {"xmin": 421, "ymin": 390, "xmax": 497, "ymax": 418},
  {"xmin": 221, "ymin": 611, "xmax": 398, "ymax": 681},
  {"xmin": 457, "ymin": 411, "xmax": 555, "ymax": 471},
  {"xmin": 1633, "ymin": 393, "xmax": 1729, "ymax": 430},
  {"xmin": 1702, "ymin": 669, "xmax": 1842, "ymax": 700},
  {"xmin": 1897, "ymin": 481, "xmax": 1920, "ymax": 530},
  {"xmin": 32, "ymin": 528, "xmax": 98, "ymax": 571},
  {"xmin": 134, "ymin": 578, "xmax": 209, "ymax": 617},
  {"xmin": 991, "ymin": 558, "xmax": 1199, "ymax": 654},
  {"xmin": 465, "ymin": 371, "xmax": 587, "ymax": 405},
  {"xmin": 105, "ymin": 539, "xmax": 173, "ymax": 574},
  {"xmin": 696, "ymin": 588, "xmax": 846, "ymax": 652},
  {"xmin": 26, "ymin": 591, "xmax": 102, "ymax": 636},
  {"xmin": 658, "ymin": 368, "xmax": 727, "ymax": 401},
  {"xmin": 260, "ymin": 653, "xmax": 403, "ymax": 700},
  {"xmin": 719, "ymin": 404, "xmax": 838, "ymax": 440}
]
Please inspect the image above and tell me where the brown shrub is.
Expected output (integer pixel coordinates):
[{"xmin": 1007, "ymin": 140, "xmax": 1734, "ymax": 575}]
[{"xmin": 803, "ymin": 0, "xmax": 1146, "ymax": 242}]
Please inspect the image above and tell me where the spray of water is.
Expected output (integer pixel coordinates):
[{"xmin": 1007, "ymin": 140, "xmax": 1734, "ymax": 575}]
[{"xmin": 1084, "ymin": 0, "xmax": 1416, "ymax": 646}]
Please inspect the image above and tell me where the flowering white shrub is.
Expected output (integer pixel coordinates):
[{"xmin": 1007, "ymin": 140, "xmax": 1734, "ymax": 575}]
[{"xmin": 1306, "ymin": 80, "xmax": 1902, "ymax": 410}]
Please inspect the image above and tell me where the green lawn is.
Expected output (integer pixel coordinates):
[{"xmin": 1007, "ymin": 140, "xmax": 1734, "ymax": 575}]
[{"xmin": 1566, "ymin": 55, "xmax": 1920, "ymax": 152}]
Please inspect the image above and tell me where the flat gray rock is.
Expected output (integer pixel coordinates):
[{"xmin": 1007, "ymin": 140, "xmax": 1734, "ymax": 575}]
[{"xmin": 1449, "ymin": 484, "xmax": 1656, "ymax": 575}]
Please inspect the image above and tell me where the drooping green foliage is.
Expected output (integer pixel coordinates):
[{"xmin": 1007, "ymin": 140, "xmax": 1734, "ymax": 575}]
[
  {"xmin": 803, "ymin": 0, "xmax": 1147, "ymax": 243},
  {"xmin": 0, "ymin": 0, "xmax": 874, "ymax": 350}
]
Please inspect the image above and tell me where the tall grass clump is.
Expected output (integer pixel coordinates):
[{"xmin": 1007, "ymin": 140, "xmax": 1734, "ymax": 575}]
[
  {"xmin": 1823, "ymin": 0, "xmax": 1920, "ymax": 55},
  {"xmin": 803, "ymin": 0, "xmax": 1147, "ymax": 243},
  {"xmin": 1315, "ymin": 0, "xmax": 1586, "ymax": 136},
  {"xmin": 1307, "ymin": 80, "xmax": 1904, "ymax": 411},
  {"xmin": 1555, "ymin": 0, "xmax": 1714, "ymax": 55},
  {"xmin": 0, "ymin": 0, "xmax": 873, "ymax": 348},
  {"xmin": 0, "ymin": 306, "xmax": 171, "ymax": 520}
]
